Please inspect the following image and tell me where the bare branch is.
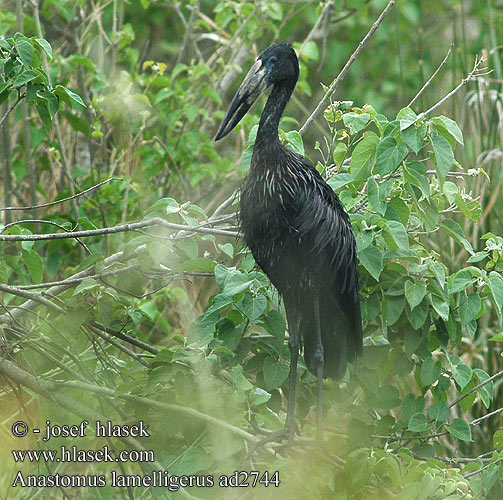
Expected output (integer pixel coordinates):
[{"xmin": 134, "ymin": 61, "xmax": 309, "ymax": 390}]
[
  {"xmin": 299, "ymin": 0, "xmax": 398, "ymax": 135},
  {"xmin": 449, "ymin": 368, "xmax": 503, "ymax": 408},
  {"xmin": 422, "ymin": 55, "xmax": 489, "ymax": 117},
  {"xmin": 408, "ymin": 43, "xmax": 454, "ymax": 108},
  {"xmin": 0, "ymin": 91, "xmax": 25, "ymax": 130},
  {"xmin": 0, "ymin": 217, "xmax": 239, "ymax": 242},
  {"xmin": 0, "ymin": 177, "xmax": 121, "ymax": 212}
]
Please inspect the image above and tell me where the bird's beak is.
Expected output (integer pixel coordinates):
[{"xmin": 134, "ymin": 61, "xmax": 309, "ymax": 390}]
[{"xmin": 215, "ymin": 59, "xmax": 268, "ymax": 141}]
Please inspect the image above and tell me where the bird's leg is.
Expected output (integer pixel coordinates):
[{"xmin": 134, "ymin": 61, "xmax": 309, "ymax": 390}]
[
  {"xmin": 313, "ymin": 295, "xmax": 324, "ymax": 440},
  {"xmin": 286, "ymin": 309, "xmax": 299, "ymax": 436}
]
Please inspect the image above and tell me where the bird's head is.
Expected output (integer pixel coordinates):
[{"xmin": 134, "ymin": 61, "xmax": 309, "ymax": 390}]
[{"xmin": 215, "ymin": 42, "xmax": 299, "ymax": 141}]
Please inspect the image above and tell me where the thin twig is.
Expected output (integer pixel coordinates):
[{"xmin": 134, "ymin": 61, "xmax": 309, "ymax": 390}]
[
  {"xmin": 0, "ymin": 284, "xmax": 66, "ymax": 314},
  {"xmin": 0, "ymin": 217, "xmax": 239, "ymax": 242},
  {"xmin": 0, "ymin": 91, "xmax": 25, "ymax": 130},
  {"xmin": 421, "ymin": 55, "xmax": 489, "ymax": 117},
  {"xmin": 0, "ymin": 219, "xmax": 91, "ymax": 253},
  {"xmin": 299, "ymin": 0, "xmax": 398, "ymax": 135},
  {"xmin": 449, "ymin": 369, "xmax": 503, "ymax": 408},
  {"xmin": 0, "ymin": 177, "xmax": 121, "ymax": 211},
  {"xmin": 408, "ymin": 44, "xmax": 455, "ymax": 108}
]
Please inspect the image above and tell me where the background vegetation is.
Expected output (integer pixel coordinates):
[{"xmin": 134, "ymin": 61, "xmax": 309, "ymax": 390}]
[{"xmin": 1, "ymin": 0, "xmax": 503, "ymax": 499}]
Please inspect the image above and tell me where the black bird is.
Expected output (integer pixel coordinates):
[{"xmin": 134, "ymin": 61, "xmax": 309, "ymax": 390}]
[{"xmin": 215, "ymin": 43, "xmax": 362, "ymax": 436}]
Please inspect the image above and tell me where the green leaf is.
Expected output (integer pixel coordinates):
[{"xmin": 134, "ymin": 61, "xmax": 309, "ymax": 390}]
[
  {"xmin": 432, "ymin": 115, "xmax": 464, "ymax": 145},
  {"xmin": 327, "ymin": 173, "xmax": 353, "ymax": 191},
  {"xmin": 249, "ymin": 388, "xmax": 271, "ymax": 407},
  {"xmin": 22, "ymin": 250, "xmax": 43, "ymax": 284},
  {"xmin": 240, "ymin": 293, "xmax": 267, "ymax": 321},
  {"xmin": 376, "ymin": 136, "xmax": 408, "ymax": 176},
  {"xmin": 451, "ymin": 269, "xmax": 474, "ymax": 293},
  {"xmin": 383, "ymin": 295, "xmax": 405, "ymax": 326},
  {"xmin": 54, "ymin": 85, "xmax": 85, "ymax": 109},
  {"xmin": 408, "ymin": 412, "xmax": 428, "ymax": 432},
  {"xmin": 342, "ymin": 112, "xmax": 370, "ymax": 134},
  {"xmin": 175, "ymin": 258, "xmax": 216, "ymax": 273},
  {"xmin": 427, "ymin": 401, "xmax": 448, "ymax": 423},
  {"xmin": 367, "ymin": 177, "xmax": 387, "ymax": 215},
  {"xmin": 13, "ymin": 69, "xmax": 37, "ymax": 87},
  {"xmin": 447, "ymin": 418, "xmax": 472, "ymax": 441},
  {"xmin": 359, "ymin": 244, "xmax": 383, "ymax": 281},
  {"xmin": 263, "ymin": 356, "xmax": 290, "ymax": 391},
  {"xmin": 73, "ymin": 277, "xmax": 100, "ymax": 296},
  {"xmin": 489, "ymin": 332, "xmax": 503, "ymax": 342},
  {"xmin": 35, "ymin": 38, "xmax": 53, "ymax": 59},
  {"xmin": 399, "ymin": 111, "xmax": 417, "ymax": 131},
  {"xmin": 36, "ymin": 99, "xmax": 52, "ymax": 133},
  {"xmin": 403, "ymin": 161, "xmax": 430, "ymax": 199},
  {"xmin": 402, "ymin": 394, "xmax": 425, "ymax": 421},
  {"xmin": 421, "ymin": 356, "xmax": 442, "ymax": 386},
  {"xmin": 431, "ymin": 134, "xmax": 453, "ymax": 179},
  {"xmin": 405, "ymin": 281, "xmax": 427, "ymax": 310},
  {"xmin": 402, "ymin": 122, "xmax": 427, "ymax": 154},
  {"xmin": 351, "ymin": 131, "xmax": 379, "ymax": 182},
  {"xmin": 493, "ymin": 430, "xmax": 503, "ymax": 449},
  {"xmin": 440, "ymin": 219, "xmax": 474, "ymax": 255},
  {"xmin": 452, "ymin": 364, "xmax": 472, "ymax": 390},
  {"xmin": 487, "ymin": 272, "xmax": 503, "ymax": 316},
  {"xmin": 285, "ymin": 130, "xmax": 304, "ymax": 155},
  {"xmin": 459, "ymin": 292, "xmax": 481, "ymax": 324},
  {"xmin": 385, "ymin": 220, "xmax": 409, "ymax": 250},
  {"xmin": 431, "ymin": 294, "xmax": 449, "ymax": 320},
  {"xmin": 263, "ymin": 310, "xmax": 286, "ymax": 339},
  {"xmin": 15, "ymin": 39, "xmax": 33, "ymax": 67}
]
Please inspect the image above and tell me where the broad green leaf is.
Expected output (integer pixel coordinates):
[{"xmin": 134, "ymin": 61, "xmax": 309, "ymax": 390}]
[
  {"xmin": 22, "ymin": 250, "xmax": 43, "ymax": 284},
  {"xmin": 73, "ymin": 277, "xmax": 100, "ymax": 296},
  {"xmin": 493, "ymin": 430, "xmax": 503, "ymax": 449},
  {"xmin": 263, "ymin": 356, "xmax": 289, "ymax": 391},
  {"xmin": 367, "ymin": 177, "xmax": 387, "ymax": 215},
  {"xmin": 402, "ymin": 394, "xmax": 425, "ymax": 422},
  {"xmin": 327, "ymin": 173, "xmax": 353, "ymax": 191},
  {"xmin": 263, "ymin": 310, "xmax": 286, "ymax": 339},
  {"xmin": 383, "ymin": 295, "xmax": 405, "ymax": 326},
  {"xmin": 403, "ymin": 161, "xmax": 430, "ymax": 199},
  {"xmin": 431, "ymin": 294, "xmax": 449, "ymax": 320},
  {"xmin": 450, "ymin": 269, "xmax": 474, "ymax": 293},
  {"xmin": 240, "ymin": 293, "xmax": 267, "ymax": 321},
  {"xmin": 351, "ymin": 131, "xmax": 379, "ymax": 182},
  {"xmin": 489, "ymin": 332, "xmax": 503, "ymax": 342},
  {"xmin": 421, "ymin": 356, "xmax": 442, "ymax": 386},
  {"xmin": 249, "ymin": 388, "xmax": 271, "ymax": 407},
  {"xmin": 402, "ymin": 122, "xmax": 427, "ymax": 154},
  {"xmin": 431, "ymin": 134, "xmax": 453, "ymax": 179},
  {"xmin": 408, "ymin": 412, "xmax": 428, "ymax": 432},
  {"xmin": 15, "ymin": 39, "xmax": 33, "ymax": 67},
  {"xmin": 35, "ymin": 38, "xmax": 53, "ymax": 59},
  {"xmin": 376, "ymin": 136, "xmax": 408, "ymax": 176},
  {"xmin": 405, "ymin": 281, "xmax": 427, "ymax": 310},
  {"xmin": 285, "ymin": 130, "xmax": 304, "ymax": 155},
  {"xmin": 447, "ymin": 418, "xmax": 472, "ymax": 441},
  {"xmin": 175, "ymin": 258, "xmax": 216, "ymax": 273},
  {"xmin": 459, "ymin": 292, "xmax": 481, "ymax": 324},
  {"xmin": 406, "ymin": 299, "xmax": 429, "ymax": 330},
  {"xmin": 432, "ymin": 115, "xmax": 464, "ymax": 145},
  {"xmin": 399, "ymin": 111, "xmax": 417, "ymax": 130},
  {"xmin": 440, "ymin": 219, "xmax": 474, "ymax": 254},
  {"xmin": 359, "ymin": 244, "xmax": 383, "ymax": 281},
  {"xmin": 342, "ymin": 112, "xmax": 370, "ymax": 134},
  {"xmin": 452, "ymin": 364, "xmax": 473, "ymax": 390},
  {"xmin": 427, "ymin": 401, "xmax": 448, "ymax": 423},
  {"xmin": 13, "ymin": 70, "xmax": 37, "ymax": 87},
  {"xmin": 487, "ymin": 272, "xmax": 503, "ymax": 322},
  {"xmin": 385, "ymin": 220, "xmax": 409, "ymax": 250}
]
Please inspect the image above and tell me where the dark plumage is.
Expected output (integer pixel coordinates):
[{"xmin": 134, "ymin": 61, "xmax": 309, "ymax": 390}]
[{"xmin": 215, "ymin": 42, "xmax": 362, "ymax": 435}]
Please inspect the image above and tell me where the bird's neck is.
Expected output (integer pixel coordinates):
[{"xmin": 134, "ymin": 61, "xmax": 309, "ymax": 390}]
[{"xmin": 255, "ymin": 82, "xmax": 295, "ymax": 149}]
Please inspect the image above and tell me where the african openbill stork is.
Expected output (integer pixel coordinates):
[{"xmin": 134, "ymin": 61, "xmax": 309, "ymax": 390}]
[{"xmin": 215, "ymin": 43, "xmax": 362, "ymax": 437}]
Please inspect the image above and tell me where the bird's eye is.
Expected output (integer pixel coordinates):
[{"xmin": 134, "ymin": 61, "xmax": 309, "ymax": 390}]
[{"xmin": 269, "ymin": 56, "xmax": 278, "ymax": 64}]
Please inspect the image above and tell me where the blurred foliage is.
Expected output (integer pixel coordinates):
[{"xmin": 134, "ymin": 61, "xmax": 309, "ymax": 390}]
[{"xmin": 1, "ymin": 1, "xmax": 503, "ymax": 499}]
